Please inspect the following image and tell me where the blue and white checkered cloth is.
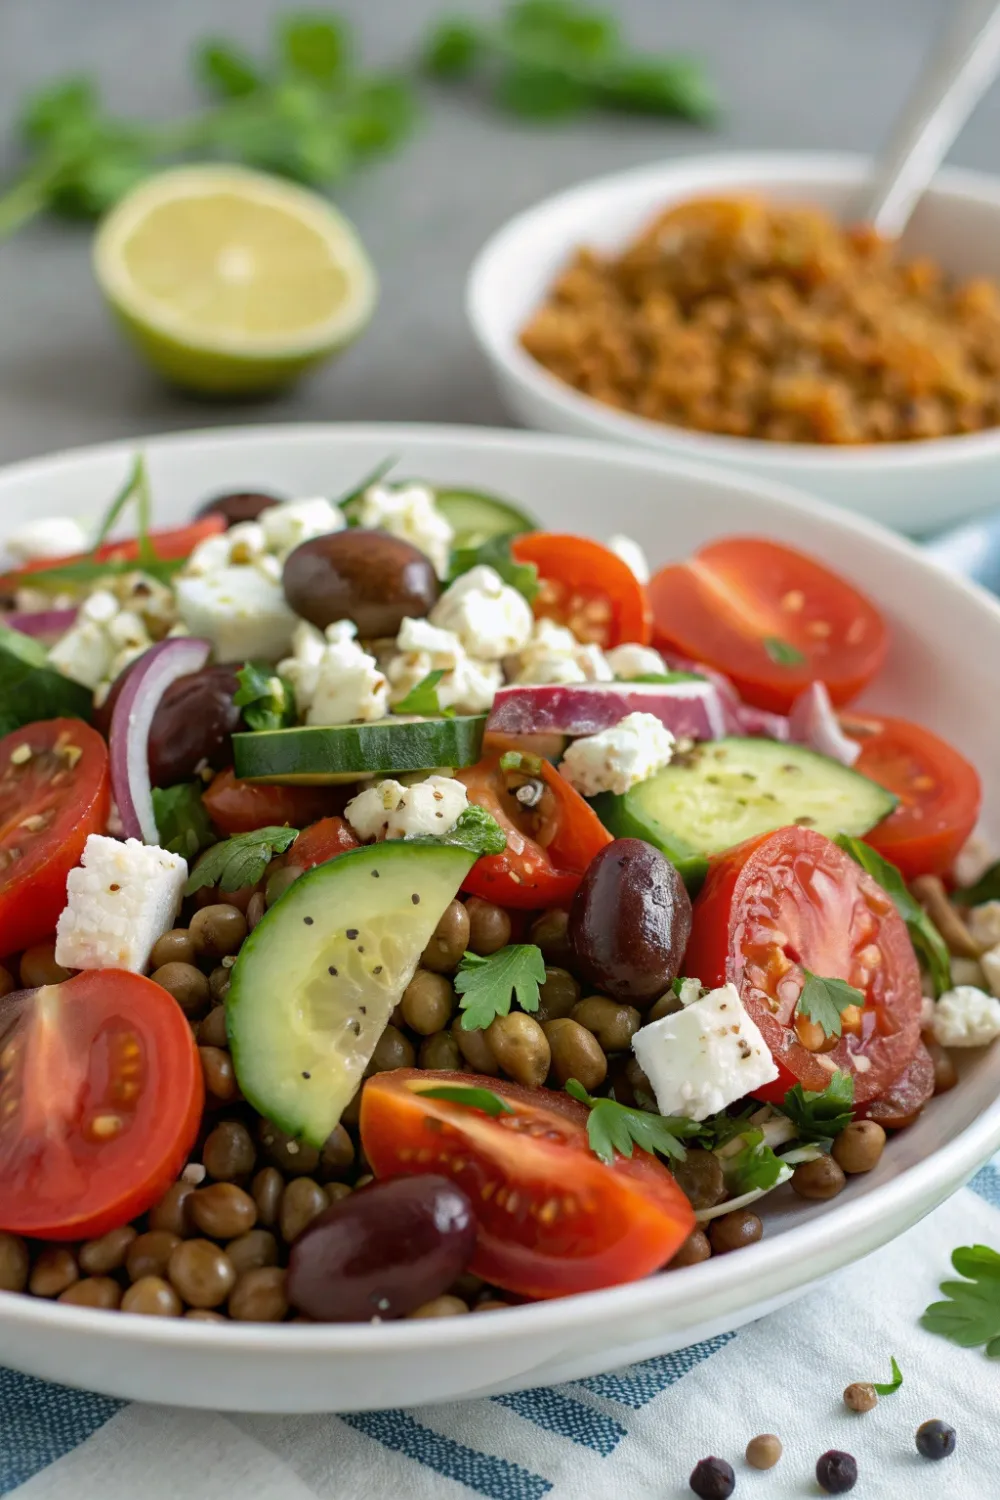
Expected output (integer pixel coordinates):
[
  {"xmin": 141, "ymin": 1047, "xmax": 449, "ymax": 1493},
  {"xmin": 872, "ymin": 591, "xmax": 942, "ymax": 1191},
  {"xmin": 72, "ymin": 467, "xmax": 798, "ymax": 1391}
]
[{"xmin": 3, "ymin": 1160, "xmax": 1000, "ymax": 1499}]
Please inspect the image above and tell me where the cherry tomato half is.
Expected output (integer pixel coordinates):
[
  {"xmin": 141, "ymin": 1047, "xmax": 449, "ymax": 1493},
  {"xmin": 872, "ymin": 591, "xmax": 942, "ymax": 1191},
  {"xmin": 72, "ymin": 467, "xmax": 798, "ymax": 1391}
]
[
  {"xmin": 0, "ymin": 516, "xmax": 226, "ymax": 589},
  {"xmin": 0, "ymin": 971, "xmax": 203, "ymax": 1240},
  {"xmin": 840, "ymin": 712, "xmax": 982, "ymax": 881},
  {"xmin": 457, "ymin": 754, "xmax": 611, "ymax": 909},
  {"xmin": 284, "ymin": 816, "xmax": 359, "ymax": 873},
  {"xmin": 512, "ymin": 534, "xmax": 652, "ymax": 648},
  {"xmin": 0, "ymin": 719, "xmax": 110, "ymax": 957},
  {"xmin": 684, "ymin": 826, "xmax": 922, "ymax": 1105},
  {"xmin": 856, "ymin": 1041, "xmax": 935, "ymax": 1130},
  {"xmin": 202, "ymin": 768, "xmax": 346, "ymax": 837},
  {"xmin": 360, "ymin": 1070, "xmax": 694, "ymax": 1298},
  {"xmin": 649, "ymin": 538, "xmax": 888, "ymax": 713}
]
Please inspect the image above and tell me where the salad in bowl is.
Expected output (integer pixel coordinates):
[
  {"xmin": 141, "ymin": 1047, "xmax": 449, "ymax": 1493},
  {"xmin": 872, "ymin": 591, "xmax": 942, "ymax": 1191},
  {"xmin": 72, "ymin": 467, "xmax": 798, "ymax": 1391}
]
[{"xmin": 0, "ymin": 451, "xmax": 998, "ymax": 1332}]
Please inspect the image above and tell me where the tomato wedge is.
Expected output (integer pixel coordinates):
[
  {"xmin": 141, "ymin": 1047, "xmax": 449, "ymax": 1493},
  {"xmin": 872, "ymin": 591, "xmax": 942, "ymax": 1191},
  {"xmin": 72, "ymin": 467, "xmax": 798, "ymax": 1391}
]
[
  {"xmin": 0, "ymin": 719, "xmax": 110, "ymax": 957},
  {"xmin": 202, "ymin": 768, "xmax": 346, "ymax": 837},
  {"xmin": 360, "ymin": 1070, "xmax": 694, "ymax": 1298},
  {"xmin": 284, "ymin": 816, "xmax": 359, "ymax": 872},
  {"xmin": 0, "ymin": 516, "xmax": 226, "ymax": 589},
  {"xmin": 684, "ymin": 826, "xmax": 922, "ymax": 1105},
  {"xmin": 512, "ymin": 534, "xmax": 652, "ymax": 648},
  {"xmin": 840, "ymin": 712, "xmax": 982, "ymax": 881},
  {"xmin": 856, "ymin": 1041, "xmax": 935, "ymax": 1129},
  {"xmin": 0, "ymin": 971, "xmax": 203, "ymax": 1240},
  {"xmin": 649, "ymin": 538, "xmax": 888, "ymax": 713},
  {"xmin": 457, "ymin": 754, "xmax": 611, "ymax": 908}
]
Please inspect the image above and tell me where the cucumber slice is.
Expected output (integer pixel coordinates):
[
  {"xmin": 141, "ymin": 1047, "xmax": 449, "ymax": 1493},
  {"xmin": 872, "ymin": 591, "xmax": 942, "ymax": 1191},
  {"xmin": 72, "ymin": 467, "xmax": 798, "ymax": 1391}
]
[
  {"xmin": 227, "ymin": 841, "xmax": 475, "ymax": 1145},
  {"xmin": 592, "ymin": 737, "xmax": 898, "ymax": 887},
  {"xmin": 434, "ymin": 489, "xmax": 536, "ymax": 550},
  {"xmin": 233, "ymin": 715, "xmax": 487, "ymax": 784}
]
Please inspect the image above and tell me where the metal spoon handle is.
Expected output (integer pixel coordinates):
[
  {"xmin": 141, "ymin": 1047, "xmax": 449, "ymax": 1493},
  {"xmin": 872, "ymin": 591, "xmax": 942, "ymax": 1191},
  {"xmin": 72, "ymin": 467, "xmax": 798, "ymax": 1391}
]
[{"xmin": 856, "ymin": 0, "xmax": 1000, "ymax": 237}]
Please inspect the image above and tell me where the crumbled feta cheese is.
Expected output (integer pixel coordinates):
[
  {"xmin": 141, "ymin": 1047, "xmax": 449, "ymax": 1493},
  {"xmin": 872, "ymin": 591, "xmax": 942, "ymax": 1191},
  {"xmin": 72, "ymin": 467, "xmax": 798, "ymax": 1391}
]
[
  {"xmin": 930, "ymin": 985, "xmax": 1000, "ymax": 1047},
  {"xmin": 386, "ymin": 616, "xmax": 501, "ymax": 715},
  {"xmin": 631, "ymin": 981, "xmax": 779, "ymax": 1121},
  {"xmin": 980, "ymin": 944, "xmax": 1000, "ymax": 999},
  {"xmin": 512, "ymin": 618, "xmax": 613, "ymax": 686},
  {"xmin": 176, "ymin": 567, "xmax": 297, "ymax": 663},
  {"xmin": 47, "ymin": 620, "xmax": 116, "ymax": 691},
  {"xmin": 605, "ymin": 642, "xmax": 668, "ymax": 680},
  {"xmin": 429, "ymin": 565, "xmax": 533, "ymax": 659},
  {"xmin": 358, "ymin": 483, "xmax": 454, "ymax": 577},
  {"xmin": 260, "ymin": 497, "xmax": 343, "ymax": 559},
  {"xmin": 80, "ymin": 589, "xmax": 120, "ymax": 626},
  {"xmin": 559, "ymin": 712, "xmax": 675, "ymax": 797},
  {"xmin": 969, "ymin": 901, "xmax": 1000, "ymax": 953},
  {"xmin": 54, "ymin": 835, "xmax": 188, "ymax": 974},
  {"xmin": 607, "ymin": 534, "xmax": 650, "ymax": 583},
  {"xmin": 345, "ymin": 774, "xmax": 469, "ymax": 842},
  {"xmin": 953, "ymin": 834, "xmax": 995, "ymax": 889},
  {"xmin": 5, "ymin": 516, "xmax": 89, "ymax": 563},
  {"xmin": 278, "ymin": 618, "xmax": 388, "ymax": 725},
  {"xmin": 110, "ymin": 571, "xmax": 179, "ymax": 635}
]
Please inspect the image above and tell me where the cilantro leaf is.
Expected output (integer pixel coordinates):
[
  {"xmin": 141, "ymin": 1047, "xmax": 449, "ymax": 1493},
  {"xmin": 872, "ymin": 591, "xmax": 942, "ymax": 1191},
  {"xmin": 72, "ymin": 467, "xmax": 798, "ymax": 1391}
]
[
  {"xmin": 152, "ymin": 782, "xmax": 218, "ymax": 861},
  {"xmin": 724, "ymin": 1133, "xmax": 790, "ymax": 1195},
  {"xmin": 838, "ymin": 836, "xmax": 952, "ymax": 997},
  {"xmin": 922, "ymin": 1245, "xmax": 1000, "ymax": 1355},
  {"xmin": 393, "ymin": 670, "xmax": 447, "ymax": 716},
  {"xmin": 447, "ymin": 532, "xmax": 539, "ymax": 603},
  {"xmin": 871, "ymin": 1355, "xmax": 903, "ymax": 1395},
  {"xmin": 797, "ymin": 969, "xmax": 865, "ymax": 1039},
  {"xmin": 185, "ymin": 825, "xmax": 299, "ymax": 895},
  {"xmin": 233, "ymin": 661, "xmax": 297, "ymax": 731},
  {"xmin": 417, "ymin": 1083, "xmax": 514, "ymax": 1116},
  {"xmin": 409, "ymin": 802, "xmax": 507, "ymax": 859},
  {"xmin": 961, "ymin": 860, "xmax": 1000, "ymax": 907},
  {"xmin": 777, "ymin": 1071, "xmax": 855, "ymax": 1144},
  {"xmin": 455, "ymin": 943, "xmax": 546, "ymax": 1030},
  {"xmin": 565, "ymin": 1078, "xmax": 701, "ymax": 1165},
  {"xmin": 763, "ymin": 635, "xmax": 806, "ymax": 667}
]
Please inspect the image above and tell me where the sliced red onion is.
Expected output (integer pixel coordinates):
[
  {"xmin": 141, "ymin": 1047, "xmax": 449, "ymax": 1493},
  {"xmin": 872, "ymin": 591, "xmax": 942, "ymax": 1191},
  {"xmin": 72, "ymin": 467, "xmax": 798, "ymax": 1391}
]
[
  {"xmin": 5, "ymin": 607, "xmax": 78, "ymax": 641},
  {"xmin": 488, "ymin": 679, "xmax": 729, "ymax": 742},
  {"xmin": 788, "ymin": 681, "xmax": 861, "ymax": 766},
  {"xmin": 732, "ymin": 703, "xmax": 791, "ymax": 741},
  {"xmin": 661, "ymin": 654, "xmax": 790, "ymax": 740},
  {"xmin": 109, "ymin": 637, "xmax": 212, "ymax": 844}
]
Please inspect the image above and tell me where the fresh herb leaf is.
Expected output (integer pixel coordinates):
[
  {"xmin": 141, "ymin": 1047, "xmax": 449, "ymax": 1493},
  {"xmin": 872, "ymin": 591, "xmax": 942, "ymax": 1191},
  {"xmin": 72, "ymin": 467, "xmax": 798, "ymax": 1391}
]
[
  {"xmin": 278, "ymin": 14, "xmax": 348, "ymax": 83},
  {"xmin": 777, "ymin": 1071, "xmax": 855, "ymax": 1144},
  {"xmin": 393, "ymin": 670, "xmax": 447, "ymax": 716},
  {"xmin": 838, "ymin": 835, "xmax": 952, "ymax": 997},
  {"xmin": 233, "ymin": 661, "xmax": 297, "ymax": 731},
  {"xmin": 197, "ymin": 40, "xmax": 264, "ymax": 99},
  {"xmin": 424, "ymin": 19, "xmax": 482, "ymax": 77},
  {"xmin": 796, "ymin": 969, "xmax": 865, "ymax": 1040},
  {"xmin": 922, "ymin": 1245, "xmax": 1000, "ymax": 1355},
  {"xmin": 335, "ymin": 456, "xmax": 398, "ymax": 521},
  {"xmin": 416, "ymin": 1083, "xmax": 514, "ymax": 1116},
  {"xmin": 408, "ymin": 802, "xmax": 507, "ymax": 860},
  {"xmin": 762, "ymin": 635, "xmax": 806, "ymax": 667},
  {"xmin": 565, "ymin": 1078, "xmax": 700, "ymax": 1165},
  {"xmin": 871, "ymin": 1355, "xmax": 903, "ymax": 1395},
  {"xmin": 455, "ymin": 943, "xmax": 546, "ymax": 1030},
  {"xmin": 89, "ymin": 453, "xmax": 146, "ymax": 553},
  {"xmin": 629, "ymin": 671, "xmax": 705, "ymax": 684},
  {"xmin": 152, "ymin": 782, "xmax": 218, "ymax": 861},
  {"xmin": 671, "ymin": 975, "xmax": 706, "ymax": 1003},
  {"xmin": 692, "ymin": 1103, "xmax": 758, "ymax": 1150},
  {"xmin": 961, "ymin": 860, "xmax": 1000, "ymax": 907},
  {"xmin": 498, "ymin": 749, "xmax": 544, "ymax": 774},
  {"xmin": 725, "ymin": 1134, "xmax": 791, "ymax": 1195},
  {"xmin": 7, "ymin": 556, "xmax": 187, "ymax": 590},
  {"xmin": 185, "ymin": 825, "xmax": 299, "ymax": 895},
  {"xmin": 447, "ymin": 532, "xmax": 538, "ymax": 602}
]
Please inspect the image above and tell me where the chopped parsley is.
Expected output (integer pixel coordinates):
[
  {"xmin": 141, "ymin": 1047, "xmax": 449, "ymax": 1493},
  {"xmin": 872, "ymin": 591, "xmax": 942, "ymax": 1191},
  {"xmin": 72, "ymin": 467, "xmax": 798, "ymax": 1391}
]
[
  {"xmin": 393, "ymin": 670, "xmax": 449, "ymax": 716},
  {"xmin": 565, "ymin": 1078, "xmax": 701, "ymax": 1166},
  {"xmin": 185, "ymin": 825, "xmax": 299, "ymax": 895},
  {"xmin": 233, "ymin": 661, "xmax": 296, "ymax": 731},
  {"xmin": 777, "ymin": 1071, "xmax": 855, "ymax": 1144},
  {"xmin": 762, "ymin": 635, "xmax": 806, "ymax": 667},
  {"xmin": 417, "ymin": 1084, "xmax": 514, "ymax": 1117},
  {"xmin": 838, "ymin": 835, "xmax": 952, "ymax": 996},
  {"xmin": 447, "ymin": 532, "xmax": 539, "ymax": 603},
  {"xmin": 723, "ymin": 1131, "xmax": 790, "ymax": 1195},
  {"xmin": 455, "ymin": 943, "xmax": 546, "ymax": 1030},
  {"xmin": 408, "ymin": 802, "xmax": 507, "ymax": 860},
  {"xmin": 922, "ymin": 1245, "xmax": 1000, "ymax": 1356},
  {"xmin": 796, "ymin": 970, "xmax": 865, "ymax": 1039},
  {"xmin": 152, "ymin": 781, "xmax": 217, "ymax": 861}
]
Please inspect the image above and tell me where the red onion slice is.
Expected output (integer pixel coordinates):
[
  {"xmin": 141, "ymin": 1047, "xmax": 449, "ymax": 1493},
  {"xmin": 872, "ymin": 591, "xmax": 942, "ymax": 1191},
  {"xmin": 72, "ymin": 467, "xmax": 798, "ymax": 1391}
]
[
  {"xmin": 788, "ymin": 681, "xmax": 861, "ymax": 767},
  {"xmin": 109, "ymin": 637, "xmax": 212, "ymax": 844},
  {"xmin": 488, "ymin": 680, "xmax": 729, "ymax": 741},
  {"xmin": 661, "ymin": 654, "xmax": 790, "ymax": 740},
  {"xmin": 5, "ymin": 607, "xmax": 78, "ymax": 641}
]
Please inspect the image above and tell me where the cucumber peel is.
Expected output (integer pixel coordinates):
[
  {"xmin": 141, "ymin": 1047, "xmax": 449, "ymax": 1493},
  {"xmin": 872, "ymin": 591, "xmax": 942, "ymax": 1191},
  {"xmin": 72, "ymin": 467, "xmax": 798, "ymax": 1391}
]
[{"xmin": 233, "ymin": 714, "xmax": 487, "ymax": 784}]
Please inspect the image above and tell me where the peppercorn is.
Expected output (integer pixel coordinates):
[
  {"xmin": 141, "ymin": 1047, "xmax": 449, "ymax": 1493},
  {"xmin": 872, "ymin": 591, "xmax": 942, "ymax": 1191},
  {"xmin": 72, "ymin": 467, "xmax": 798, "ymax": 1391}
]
[
  {"xmin": 816, "ymin": 1450, "xmax": 858, "ymax": 1493},
  {"xmin": 916, "ymin": 1419, "xmax": 956, "ymax": 1460},
  {"xmin": 689, "ymin": 1455, "xmax": 734, "ymax": 1498},
  {"xmin": 843, "ymin": 1382, "xmax": 878, "ymax": 1413},
  {"xmin": 745, "ymin": 1433, "xmax": 782, "ymax": 1470}
]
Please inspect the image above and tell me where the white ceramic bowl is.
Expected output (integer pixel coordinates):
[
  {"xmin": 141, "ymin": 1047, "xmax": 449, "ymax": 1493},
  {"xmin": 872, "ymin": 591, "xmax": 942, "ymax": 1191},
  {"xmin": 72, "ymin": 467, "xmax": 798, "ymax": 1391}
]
[
  {"xmin": 1, "ymin": 422, "xmax": 999, "ymax": 1413},
  {"xmin": 467, "ymin": 152, "xmax": 1000, "ymax": 535}
]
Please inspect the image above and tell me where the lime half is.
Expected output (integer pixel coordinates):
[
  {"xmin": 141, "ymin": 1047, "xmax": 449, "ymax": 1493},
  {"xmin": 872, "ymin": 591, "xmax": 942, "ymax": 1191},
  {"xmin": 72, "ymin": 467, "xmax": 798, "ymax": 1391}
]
[{"xmin": 93, "ymin": 165, "xmax": 377, "ymax": 395}]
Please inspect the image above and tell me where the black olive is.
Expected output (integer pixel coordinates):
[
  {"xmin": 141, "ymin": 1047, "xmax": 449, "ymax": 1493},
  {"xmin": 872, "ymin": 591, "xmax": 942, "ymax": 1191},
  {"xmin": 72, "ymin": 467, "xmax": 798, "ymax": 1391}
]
[
  {"xmin": 569, "ymin": 838, "xmax": 692, "ymax": 1006},
  {"xmin": 195, "ymin": 492, "xmax": 282, "ymax": 528},
  {"xmin": 282, "ymin": 528, "xmax": 439, "ymax": 637}
]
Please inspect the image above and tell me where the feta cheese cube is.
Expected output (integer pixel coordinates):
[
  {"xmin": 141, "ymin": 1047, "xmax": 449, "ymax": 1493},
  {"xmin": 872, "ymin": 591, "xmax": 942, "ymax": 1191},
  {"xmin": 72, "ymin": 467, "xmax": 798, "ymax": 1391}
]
[
  {"xmin": 430, "ymin": 565, "xmax": 534, "ymax": 659},
  {"xmin": 80, "ymin": 590, "xmax": 120, "ymax": 626},
  {"xmin": 930, "ymin": 984, "xmax": 1000, "ymax": 1047},
  {"xmin": 969, "ymin": 901, "xmax": 1000, "ymax": 954},
  {"xmin": 5, "ymin": 515, "xmax": 89, "ymax": 563},
  {"xmin": 47, "ymin": 620, "xmax": 115, "ymax": 691},
  {"xmin": 345, "ymin": 774, "xmax": 469, "ymax": 842},
  {"xmin": 176, "ymin": 567, "xmax": 297, "ymax": 663},
  {"xmin": 559, "ymin": 712, "xmax": 675, "ymax": 797},
  {"xmin": 606, "ymin": 642, "xmax": 669, "ymax": 680},
  {"xmin": 260, "ymin": 496, "xmax": 343, "ymax": 559},
  {"xmin": 278, "ymin": 617, "xmax": 388, "ymax": 725},
  {"xmin": 631, "ymin": 982, "xmax": 779, "ymax": 1121},
  {"xmin": 55, "ymin": 835, "xmax": 188, "ymax": 974},
  {"xmin": 980, "ymin": 944, "xmax": 1000, "ymax": 999},
  {"xmin": 184, "ymin": 532, "xmax": 233, "ymax": 576},
  {"xmin": 607, "ymin": 534, "xmax": 650, "ymax": 583},
  {"xmin": 358, "ymin": 483, "xmax": 454, "ymax": 578}
]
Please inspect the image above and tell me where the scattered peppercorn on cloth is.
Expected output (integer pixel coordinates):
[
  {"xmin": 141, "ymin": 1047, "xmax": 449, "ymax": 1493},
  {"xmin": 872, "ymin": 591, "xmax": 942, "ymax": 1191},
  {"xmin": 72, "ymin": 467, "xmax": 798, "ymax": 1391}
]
[{"xmin": 2, "ymin": 1158, "xmax": 999, "ymax": 1500}]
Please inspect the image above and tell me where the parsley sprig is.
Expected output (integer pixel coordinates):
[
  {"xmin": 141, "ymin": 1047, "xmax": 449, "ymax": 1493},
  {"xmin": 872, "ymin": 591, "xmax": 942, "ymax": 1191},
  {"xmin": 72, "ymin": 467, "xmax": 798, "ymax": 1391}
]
[
  {"xmin": 185, "ymin": 826, "xmax": 299, "ymax": 895},
  {"xmin": 152, "ymin": 782, "xmax": 217, "ymax": 861},
  {"xmin": 838, "ymin": 836, "xmax": 952, "ymax": 996},
  {"xmin": 723, "ymin": 1132, "xmax": 790, "ymax": 1195},
  {"xmin": 234, "ymin": 662, "xmax": 297, "ymax": 732},
  {"xmin": 565, "ymin": 1079, "xmax": 701, "ymax": 1166},
  {"xmin": 455, "ymin": 943, "xmax": 546, "ymax": 1030},
  {"xmin": 796, "ymin": 970, "xmax": 865, "ymax": 1040},
  {"xmin": 447, "ymin": 532, "xmax": 539, "ymax": 603},
  {"xmin": 762, "ymin": 635, "xmax": 806, "ymax": 667},
  {"xmin": 922, "ymin": 1246, "xmax": 1000, "ymax": 1356},
  {"xmin": 417, "ymin": 1083, "xmax": 513, "ymax": 1117},
  {"xmin": 777, "ymin": 1071, "xmax": 855, "ymax": 1144},
  {"xmin": 409, "ymin": 803, "xmax": 507, "ymax": 860},
  {"xmin": 393, "ymin": 670, "xmax": 449, "ymax": 716}
]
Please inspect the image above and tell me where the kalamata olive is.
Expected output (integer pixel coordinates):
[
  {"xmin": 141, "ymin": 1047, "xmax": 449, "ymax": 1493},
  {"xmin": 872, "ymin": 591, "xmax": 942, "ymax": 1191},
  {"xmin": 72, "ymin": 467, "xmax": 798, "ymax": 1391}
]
[
  {"xmin": 196, "ymin": 491, "xmax": 282, "ymax": 528},
  {"xmin": 95, "ymin": 663, "xmax": 244, "ymax": 786},
  {"xmin": 283, "ymin": 529, "xmax": 439, "ymax": 637},
  {"xmin": 286, "ymin": 1174, "xmax": 475, "ymax": 1322},
  {"xmin": 569, "ymin": 839, "xmax": 692, "ymax": 1005}
]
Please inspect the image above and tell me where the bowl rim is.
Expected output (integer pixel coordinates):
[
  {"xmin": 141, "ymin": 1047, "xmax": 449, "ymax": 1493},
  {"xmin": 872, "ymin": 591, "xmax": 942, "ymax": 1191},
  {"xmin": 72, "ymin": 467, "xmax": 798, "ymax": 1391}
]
[
  {"xmin": 467, "ymin": 149, "xmax": 1000, "ymax": 470},
  {"xmin": 1, "ymin": 418, "xmax": 999, "ymax": 1362}
]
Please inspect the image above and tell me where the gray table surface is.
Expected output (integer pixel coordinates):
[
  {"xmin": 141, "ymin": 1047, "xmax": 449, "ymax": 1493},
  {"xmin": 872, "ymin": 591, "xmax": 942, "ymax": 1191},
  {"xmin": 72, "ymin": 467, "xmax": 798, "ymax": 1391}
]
[{"xmin": 1, "ymin": 0, "xmax": 999, "ymax": 471}]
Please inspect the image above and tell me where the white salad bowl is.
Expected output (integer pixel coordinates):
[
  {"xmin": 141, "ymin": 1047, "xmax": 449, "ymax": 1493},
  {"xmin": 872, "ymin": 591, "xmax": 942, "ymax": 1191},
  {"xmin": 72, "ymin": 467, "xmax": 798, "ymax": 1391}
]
[
  {"xmin": 0, "ymin": 421, "xmax": 999, "ymax": 1414},
  {"xmin": 467, "ymin": 151, "xmax": 1000, "ymax": 534}
]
